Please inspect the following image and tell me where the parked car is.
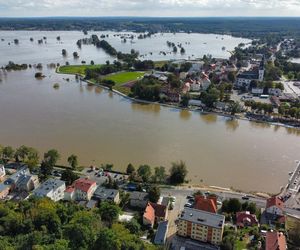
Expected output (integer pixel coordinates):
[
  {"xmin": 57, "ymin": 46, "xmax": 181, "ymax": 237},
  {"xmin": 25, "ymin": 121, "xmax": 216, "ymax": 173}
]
[
  {"xmin": 242, "ymin": 195, "xmax": 250, "ymax": 200},
  {"xmin": 184, "ymin": 203, "xmax": 193, "ymax": 208},
  {"xmin": 186, "ymin": 195, "xmax": 193, "ymax": 199}
]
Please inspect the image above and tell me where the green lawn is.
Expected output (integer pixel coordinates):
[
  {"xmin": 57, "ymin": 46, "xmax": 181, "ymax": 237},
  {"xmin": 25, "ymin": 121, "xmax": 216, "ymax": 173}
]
[
  {"xmin": 154, "ymin": 60, "xmax": 168, "ymax": 68},
  {"xmin": 58, "ymin": 65, "xmax": 101, "ymax": 75},
  {"xmin": 103, "ymin": 71, "xmax": 145, "ymax": 85}
]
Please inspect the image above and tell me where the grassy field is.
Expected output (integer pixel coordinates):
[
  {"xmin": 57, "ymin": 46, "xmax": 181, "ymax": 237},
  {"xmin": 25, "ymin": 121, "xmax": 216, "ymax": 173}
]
[
  {"xmin": 104, "ymin": 71, "xmax": 145, "ymax": 95},
  {"xmin": 154, "ymin": 60, "xmax": 168, "ymax": 68},
  {"xmin": 58, "ymin": 65, "xmax": 101, "ymax": 75},
  {"xmin": 104, "ymin": 71, "xmax": 145, "ymax": 85}
]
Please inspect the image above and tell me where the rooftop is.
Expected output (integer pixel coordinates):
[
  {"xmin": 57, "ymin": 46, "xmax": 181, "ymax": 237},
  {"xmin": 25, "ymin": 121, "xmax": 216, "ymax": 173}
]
[
  {"xmin": 266, "ymin": 196, "xmax": 284, "ymax": 210},
  {"xmin": 194, "ymin": 195, "xmax": 217, "ymax": 214},
  {"xmin": 33, "ymin": 178, "xmax": 65, "ymax": 196},
  {"xmin": 130, "ymin": 191, "xmax": 149, "ymax": 201},
  {"xmin": 266, "ymin": 231, "xmax": 286, "ymax": 250},
  {"xmin": 180, "ymin": 207, "xmax": 225, "ymax": 229},
  {"xmin": 93, "ymin": 186, "xmax": 119, "ymax": 200},
  {"xmin": 74, "ymin": 178, "xmax": 96, "ymax": 193},
  {"xmin": 154, "ymin": 221, "xmax": 168, "ymax": 245}
]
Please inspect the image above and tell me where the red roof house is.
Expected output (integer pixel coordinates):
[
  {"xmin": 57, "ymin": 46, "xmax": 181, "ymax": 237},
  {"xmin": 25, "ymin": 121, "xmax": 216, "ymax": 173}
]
[
  {"xmin": 73, "ymin": 178, "xmax": 97, "ymax": 201},
  {"xmin": 194, "ymin": 195, "xmax": 217, "ymax": 213},
  {"xmin": 265, "ymin": 231, "xmax": 287, "ymax": 250},
  {"xmin": 266, "ymin": 196, "xmax": 284, "ymax": 216},
  {"xmin": 143, "ymin": 202, "xmax": 168, "ymax": 227},
  {"xmin": 236, "ymin": 211, "xmax": 259, "ymax": 228}
]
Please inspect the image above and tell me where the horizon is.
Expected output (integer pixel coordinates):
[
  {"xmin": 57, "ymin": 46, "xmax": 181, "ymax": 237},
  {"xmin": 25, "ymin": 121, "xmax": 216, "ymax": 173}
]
[{"xmin": 1, "ymin": 0, "xmax": 300, "ymax": 17}]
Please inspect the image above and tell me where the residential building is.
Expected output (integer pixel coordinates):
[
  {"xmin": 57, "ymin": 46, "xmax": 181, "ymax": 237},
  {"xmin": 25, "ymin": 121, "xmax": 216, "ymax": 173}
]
[
  {"xmin": 236, "ymin": 59, "xmax": 264, "ymax": 89},
  {"xmin": 92, "ymin": 186, "xmax": 120, "ymax": 204},
  {"xmin": 130, "ymin": 191, "xmax": 149, "ymax": 208},
  {"xmin": 251, "ymin": 88, "xmax": 264, "ymax": 96},
  {"xmin": 0, "ymin": 165, "xmax": 5, "ymax": 181},
  {"xmin": 64, "ymin": 186, "xmax": 75, "ymax": 201},
  {"xmin": 143, "ymin": 202, "xmax": 168, "ymax": 227},
  {"xmin": 177, "ymin": 208, "xmax": 225, "ymax": 245},
  {"xmin": 268, "ymin": 88, "xmax": 282, "ymax": 97},
  {"xmin": 33, "ymin": 178, "xmax": 66, "ymax": 202},
  {"xmin": 236, "ymin": 71, "xmax": 259, "ymax": 88},
  {"xmin": 5, "ymin": 167, "xmax": 39, "ymax": 192},
  {"xmin": 0, "ymin": 183, "xmax": 10, "ymax": 199},
  {"xmin": 200, "ymin": 73, "xmax": 211, "ymax": 91},
  {"xmin": 266, "ymin": 196, "xmax": 284, "ymax": 217},
  {"xmin": 236, "ymin": 211, "xmax": 259, "ymax": 228},
  {"xmin": 265, "ymin": 231, "xmax": 287, "ymax": 250},
  {"xmin": 154, "ymin": 221, "xmax": 169, "ymax": 245},
  {"xmin": 16, "ymin": 174, "xmax": 39, "ymax": 192},
  {"xmin": 194, "ymin": 195, "xmax": 217, "ymax": 214},
  {"xmin": 65, "ymin": 178, "xmax": 97, "ymax": 201}
]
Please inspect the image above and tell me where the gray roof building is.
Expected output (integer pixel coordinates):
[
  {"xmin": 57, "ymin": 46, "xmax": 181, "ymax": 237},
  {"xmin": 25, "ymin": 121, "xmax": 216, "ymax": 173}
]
[
  {"xmin": 180, "ymin": 208, "xmax": 225, "ymax": 229},
  {"xmin": 154, "ymin": 220, "xmax": 169, "ymax": 245},
  {"xmin": 130, "ymin": 191, "xmax": 149, "ymax": 208},
  {"xmin": 92, "ymin": 186, "xmax": 120, "ymax": 204},
  {"xmin": 33, "ymin": 178, "xmax": 66, "ymax": 202}
]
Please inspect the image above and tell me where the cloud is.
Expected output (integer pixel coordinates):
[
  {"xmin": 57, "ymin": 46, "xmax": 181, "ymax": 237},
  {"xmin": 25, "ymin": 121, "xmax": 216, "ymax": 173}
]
[{"xmin": 0, "ymin": 0, "xmax": 299, "ymax": 16}]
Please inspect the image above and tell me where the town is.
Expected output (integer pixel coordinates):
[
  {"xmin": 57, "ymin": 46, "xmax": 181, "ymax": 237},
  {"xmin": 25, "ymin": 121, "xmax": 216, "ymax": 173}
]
[
  {"xmin": 0, "ymin": 145, "xmax": 299, "ymax": 250},
  {"xmin": 54, "ymin": 34, "xmax": 300, "ymax": 129}
]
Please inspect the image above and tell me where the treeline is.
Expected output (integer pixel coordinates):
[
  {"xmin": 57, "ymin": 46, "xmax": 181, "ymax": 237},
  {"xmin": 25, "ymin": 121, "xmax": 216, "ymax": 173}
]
[
  {"xmin": 0, "ymin": 198, "xmax": 158, "ymax": 250},
  {"xmin": 1, "ymin": 17, "xmax": 300, "ymax": 39}
]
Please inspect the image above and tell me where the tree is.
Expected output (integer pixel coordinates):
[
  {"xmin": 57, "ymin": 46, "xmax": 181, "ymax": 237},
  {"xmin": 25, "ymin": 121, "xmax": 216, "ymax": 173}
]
[
  {"xmin": 125, "ymin": 218, "xmax": 141, "ymax": 234},
  {"xmin": 67, "ymin": 154, "xmax": 78, "ymax": 170},
  {"xmin": 222, "ymin": 198, "xmax": 242, "ymax": 213},
  {"xmin": 126, "ymin": 163, "xmax": 135, "ymax": 174},
  {"xmin": 201, "ymin": 87, "xmax": 220, "ymax": 108},
  {"xmin": 44, "ymin": 149, "xmax": 60, "ymax": 167},
  {"xmin": 2, "ymin": 146, "xmax": 14, "ymax": 163},
  {"xmin": 61, "ymin": 169, "xmax": 79, "ymax": 186},
  {"xmin": 93, "ymin": 228, "xmax": 120, "ymax": 250},
  {"xmin": 229, "ymin": 101, "xmax": 241, "ymax": 116},
  {"xmin": 169, "ymin": 161, "xmax": 188, "ymax": 185},
  {"xmin": 227, "ymin": 72, "xmax": 236, "ymax": 83},
  {"xmin": 98, "ymin": 202, "xmax": 121, "ymax": 226},
  {"xmin": 39, "ymin": 161, "xmax": 53, "ymax": 181},
  {"xmin": 152, "ymin": 166, "xmax": 166, "ymax": 183},
  {"xmin": 180, "ymin": 94, "xmax": 190, "ymax": 107},
  {"xmin": 137, "ymin": 165, "xmax": 152, "ymax": 182},
  {"xmin": 148, "ymin": 186, "xmax": 160, "ymax": 203}
]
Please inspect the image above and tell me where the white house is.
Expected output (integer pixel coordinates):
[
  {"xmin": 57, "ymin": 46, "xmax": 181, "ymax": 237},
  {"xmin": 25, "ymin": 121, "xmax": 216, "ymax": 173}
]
[{"xmin": 33, "ymin": 178, "xmax": 66, "ymax": 202}]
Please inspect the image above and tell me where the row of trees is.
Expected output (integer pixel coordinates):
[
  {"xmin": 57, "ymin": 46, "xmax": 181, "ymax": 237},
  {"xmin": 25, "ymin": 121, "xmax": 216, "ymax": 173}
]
[{"xmin": 126, "ymin": 160, "xmax": 188, "ymax": 185}]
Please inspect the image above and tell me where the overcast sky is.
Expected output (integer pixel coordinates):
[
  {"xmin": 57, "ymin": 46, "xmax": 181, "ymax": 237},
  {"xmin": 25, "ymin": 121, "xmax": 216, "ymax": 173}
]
[{"xmin": 0, "ymin": 0, "xmax": 300, "ymax": 17}]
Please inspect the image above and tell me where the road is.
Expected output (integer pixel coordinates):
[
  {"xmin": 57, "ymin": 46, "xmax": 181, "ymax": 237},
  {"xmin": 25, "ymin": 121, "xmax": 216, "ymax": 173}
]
[{"xmin": 161, "ymin": 186, "xmax": 267, "ymax": 210}]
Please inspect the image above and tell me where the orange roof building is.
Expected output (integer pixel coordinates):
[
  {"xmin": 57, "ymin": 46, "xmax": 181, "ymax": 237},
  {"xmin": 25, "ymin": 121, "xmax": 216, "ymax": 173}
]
[
  {"xmin": 194, "ymin": 195, "xmax": 217, "ymax": 213},
  {"xmin": 265, "ymin": 231, "xmax": 286, "ymax": 250},
  {"xmin": 143, "ymin": 202, "xmax": 168, "ymax": 227}
]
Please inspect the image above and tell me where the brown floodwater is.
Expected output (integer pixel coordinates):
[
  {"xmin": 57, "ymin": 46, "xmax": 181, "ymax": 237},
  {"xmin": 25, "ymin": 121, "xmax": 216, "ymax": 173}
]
[
  {"xmin": 0, "ymin": 31, "xmax": 299, "ymax": 193},
  {"xmin": 0, "ymin": 68, "xmax": 299, "ymax": 193}
]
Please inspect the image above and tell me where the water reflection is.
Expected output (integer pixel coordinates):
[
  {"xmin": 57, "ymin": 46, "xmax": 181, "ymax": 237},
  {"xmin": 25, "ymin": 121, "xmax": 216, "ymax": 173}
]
[
  {"xmin": 285, "ymin": 127, "xmax": 300, "ymax": 136},
  {"xmin": 94, "ymin": 86, "xmax": 103, "ymax": 95},
  {"xmin": 249, "ymin": 121, "xmax": 271, "ymax": 129},
  {"xmin": 200, "ymin": 113, "xmax": 218, "ymax": 124},
  {"xmin": 131, "ymin": 103, "xmax": 161, "ymax": 114},
  {"xmin": 225, "ymin": 118, "xmax": 239, "ymax": 131},
  {"xmin": 179, "ymin": 110, "xmax": 192, "ymax": 120}
]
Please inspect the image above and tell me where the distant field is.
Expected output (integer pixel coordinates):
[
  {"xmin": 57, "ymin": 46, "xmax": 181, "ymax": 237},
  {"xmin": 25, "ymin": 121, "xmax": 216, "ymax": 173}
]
[
  {"xmin": 104, "ymin": 71, "xmax": 145, "ymax": 85},
  {"xmin": 154, "ymin": 60, "xmax": 168, "ymax": 68},
  {"xmin": 58, "ymin": 65, "xmax": 101, "ymax": 75}
]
